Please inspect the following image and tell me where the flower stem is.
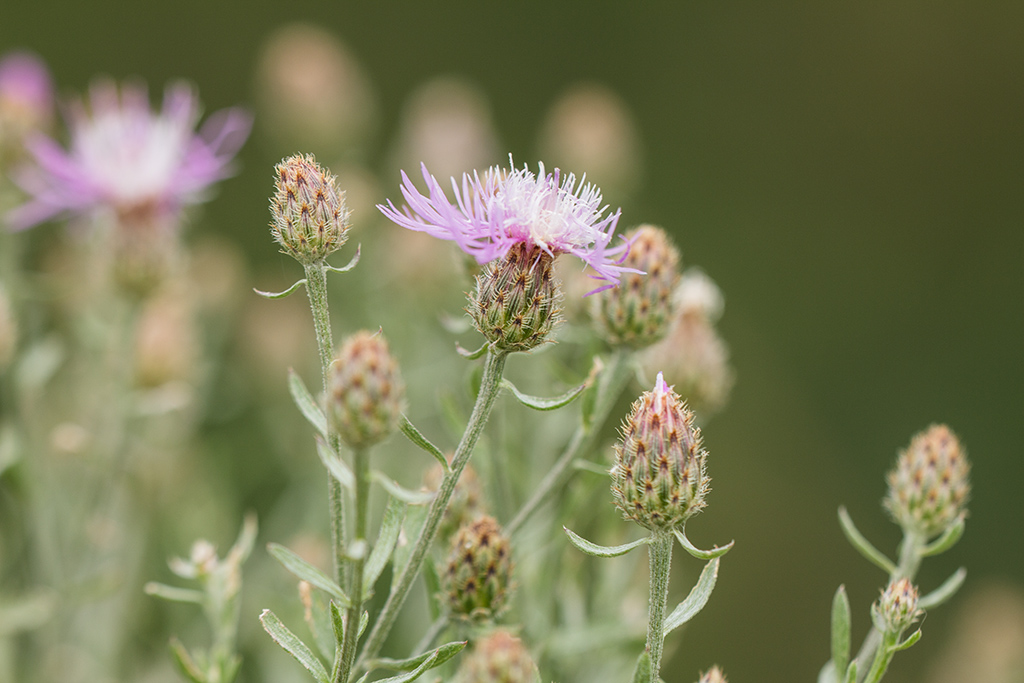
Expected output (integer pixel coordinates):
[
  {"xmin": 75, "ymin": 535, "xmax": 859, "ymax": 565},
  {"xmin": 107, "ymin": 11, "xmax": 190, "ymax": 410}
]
[
  {"xmin": 645, "ymin": 530, "xmax": 674, "ymax": 683},
  {"xmin": 506, "ymin": 349, "xmax": 633, "ymax": 536},
  {"xmin": 862, "ymin": 632, "xmax": 898, "ymax": 683},
  {"xmin": 336, "ymin": 446, "xmax": 369, "ymax": 683},
  {"xmin": 356, "ymin": 349, "xmax": 508, "ymax": 669}
]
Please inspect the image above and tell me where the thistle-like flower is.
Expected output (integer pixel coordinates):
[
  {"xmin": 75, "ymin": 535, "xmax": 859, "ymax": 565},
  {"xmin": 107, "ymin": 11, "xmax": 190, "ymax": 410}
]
[
  {"xmin": 443, "ymin": 515, "xmax": 513, "ymax": 621},
  {"xmin": 872, "ymin": 577, "xmax": 922, "ymax": 635},
  {"xmin": 378, "ymin": 155, "xmax": 632, "ymax": 291},
  {"xmin": 7, "ymin": 80, "xmax": 251, "ymax": 231},
  {"xmin": 592, "ymin": 224, "xmax": 680, "ymax": 349},
  {"xmin": 884, "ymin": 424, "xmax": 970, "ymax": 538},
  {"xmin": 611, "ymin": 372, "xmax": 709, "ymax": 531},
  {"xmin": 327, "ymin": 331, "xmax": 405, "ymax": 450},
  {"xmin": 269, "ymin": 154, "xmax": 351, "ymax": 264},
  {"xmin": 453, "ymin": 630, "xmax": 539, "ymax": 683}
]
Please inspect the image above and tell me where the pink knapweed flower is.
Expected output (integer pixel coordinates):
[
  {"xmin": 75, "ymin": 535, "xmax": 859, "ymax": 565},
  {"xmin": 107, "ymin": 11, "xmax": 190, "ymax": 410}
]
[
  {"xmin": 7, "ymin": 80, "xmax": 251, "ymax": 231},
  {"xmin": 378, "ymin": 156, "xmax": 632, "ymax": 292},
  {"xmin": 0, "ymin": 51, "xmax": 53, "ymax": 127}
]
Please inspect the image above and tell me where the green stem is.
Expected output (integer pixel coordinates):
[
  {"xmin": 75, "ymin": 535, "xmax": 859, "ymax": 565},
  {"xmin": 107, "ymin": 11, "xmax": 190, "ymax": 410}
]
[
  {"xmin": 862, "ymin": 632, "xmax": 898, "ymax": 683},
  {"xmin": 645, "ymin": 531, "xmax": 673, "ymax": 683},
  {"xmin": 506, "ymin": 349, "xmax": 633, "ymax": 536},
  {"xmin": 356, "ymin": 349, "xmax": 508, "ymax": 669},
  {"xmin": 337, "ymin": 447, "xmax": 369, "ymax": 683}
]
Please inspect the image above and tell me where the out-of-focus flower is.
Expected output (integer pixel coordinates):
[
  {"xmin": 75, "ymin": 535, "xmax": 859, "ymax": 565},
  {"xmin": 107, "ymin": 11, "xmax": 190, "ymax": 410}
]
[
  {"xmin": 379, "ymin": 156, "xmax": 633, "ymax": 292},
  {"xmin": 696, "ymin": 666, "xmax": 728, "ymax": 683},
  {"xmin": 8, "ymin": 80, "xmax": 251, "ymax": 231},
  {"xmin": 454, "ymin": 630, "xmax": 539, "ymax": 683},
  {"xmin": 0, "ymin": 51, "xmax": 53, "ymax": 161},
  {"xmin": 872, "ymin": 577, "xmax": 921, "ymax": 636},
  {"xmin": 134, "ymin": 286, "xmax": 198, "ymax": 388},
  {"xmin": 327, "ymin": 330, "xmax": 405, "ymax": 450}
]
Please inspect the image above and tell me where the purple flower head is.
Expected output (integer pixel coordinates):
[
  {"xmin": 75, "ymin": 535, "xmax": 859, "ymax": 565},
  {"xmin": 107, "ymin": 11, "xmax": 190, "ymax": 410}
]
[
  {"xmin": 378, "ymin": 155, "xmax": 635, "ymax": 293},
  {"xmin": 0, "ymin": 51, "xmax": 53, "ymax": 117},
  {"xmin": 7, "ymin": 79, "xmax": 252, "ymax": 231}
]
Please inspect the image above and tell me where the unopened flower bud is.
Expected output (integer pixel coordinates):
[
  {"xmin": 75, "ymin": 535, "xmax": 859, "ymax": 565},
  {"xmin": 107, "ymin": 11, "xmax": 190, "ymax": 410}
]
[
  {"xmin": 0, "ymin": 285, "xmax": 16, "ymax": 371},
  {"xmin": 697, "ymin": 666, "xmax": 728, "ymax": 683},
  {"xmin": 443, "ymin": 516, "xmax": 512, "ymax": 621},
  {"xmin": 270, "ymin": 154, "xmax": 351, "ymax": 264},
  {"xmin": 611, "ymin": 373, "xmax": 709, "ymax": 531},
  {"xmin": 469, "ymin": 242, "xmax": 560, "ymax": 352},
  {"xmin": 454, "ymin": 630, "xmax": 539, "ymax": 683},
  {"xmin": 592, "ymin": 225, "xmax": 680, "ymax": 349},
  {"xmin": 423, "ymin": 461, "xmax": 483, "ymax": 544},
  {"xmin": 884, "ymin": 424, "xmax": 970, "ymax": 538},
  {"xmin": 327, "ymin": 331, "xmax": 405, "ymax": 449},
  {"xmin": 0, "ymin": 51, "xmax": 53, "ymax": 162},
  {"xmin": 873, "ymin": 577, "xmax": 921, "ymax": 635}
]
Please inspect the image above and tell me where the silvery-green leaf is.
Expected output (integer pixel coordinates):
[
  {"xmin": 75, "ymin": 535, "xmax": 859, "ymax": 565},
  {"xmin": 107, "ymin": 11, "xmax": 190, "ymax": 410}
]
[
  {"xmin": 259, "ymin": 609, "xmax": 330, "ymax": 683},
  {"xmin": 920, "ymin": 517, "xmax": 965, "ymax": 557},
  {"xmin": 563, "ymin": 527, "xmax": 651, "ymax": 557},
  {"xmin": 630, "ymin": 651, "xmax": 651, "ymax": 683},
  {"xmin": 838, "ymin": 507, "xmax": 896, "ymax": 574},
  {"xmin": 456, "ymin": 341, "xmax": 488, "ymax": 359},
  {"xmin": 254, "ymin": 278, "xmax": 306, "ymax": 299},
  {"xmin": 917, "ymin": 567, "xmax": 967, "ymax": 610},
  {"xmin": 663, "ymin": 557, "xmax": 720, "ymax": 636},
  {"xmin": 143, "ymin": 583, "xmax": 205, "ymax": 605},
  {"xmin": 831, "ymin": 585, "xmax": 851, "ymax": 678},
  {"xmin": 817, "ymin": 661, "xmax": 838, "ymax": 683},
  {"xmin": 400, "ymin": 416, "xmax": 450, "ymax": 473},
  {"xmin": 169, "ymin": 637, "xmax": 206, "ymax": 683},
  {"xmin": 371, "ymin": 471, "xmax": 435, "ymax": 504},
  {"xmin": 501, "ymin": 378, "xmax": 586, "ymax": 411},
  {"xmin": 892, "ymin": 629, "xmax": 922, "ymax": 652},
  {"xmin": 363, "ymin": 497, "xmax": 408, "ymax": 597},
  {"xmin": 369, "ymin": 640, "xmax": 467, "ymax": 672},
  {"xmin": 267, "ymin": 543, "xmax": 350, "ymax": 607},
  {"xmin": 843, "ymin": 661, "xmax": 858, "ymax": 683},
  {"xmin": 316, "ymin": 437, "xmax": 354, "ymax": 490},
  {"xmin": 673, "ymin": 529, "xmax": 734, "ymax": 560},
  {"xmin": 289, "ymin": 368, "xmax": 327, "ymax": 438},
  {"xmin": 326, "ymin": 245, "xmax": 360, "ymax": 273},
  {"xmin": 330, "ymin": 600, "xmax": 345, "ymax": 648},
  {"xmin": 0, "ymin": 590, "xmax": 56, "ymax": 636}
]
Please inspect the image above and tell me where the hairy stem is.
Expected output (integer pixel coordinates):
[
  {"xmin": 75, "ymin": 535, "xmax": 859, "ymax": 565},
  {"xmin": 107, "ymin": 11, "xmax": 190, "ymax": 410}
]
[
  {"xmin": 357, "ymin": 349, "xmax": 508, "ymax": 669},
  {"xmin": 645, "ymin": 531, "xmax": 673, "ymax": 683},
  {"xmin": 337, "ymin": 447, "xmax": 369, "ymax": 683}
]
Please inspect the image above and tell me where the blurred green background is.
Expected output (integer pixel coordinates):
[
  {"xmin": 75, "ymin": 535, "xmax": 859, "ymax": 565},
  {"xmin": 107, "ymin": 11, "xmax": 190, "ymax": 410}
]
[{"xmin": 3, "ymin": 2, "xmax": 1023, "ymax": 682}]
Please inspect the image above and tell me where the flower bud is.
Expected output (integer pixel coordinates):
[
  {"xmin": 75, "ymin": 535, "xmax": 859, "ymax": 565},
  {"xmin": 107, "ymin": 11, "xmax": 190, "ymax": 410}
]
[
  {"xmin": 443, "ymin": 516, "xmax": 512, "ymax": 621},
  {"xmin": 872, "ymin": 577, "xmax": 921, "ymax": 635},
  {"xmin": 327, "ymin": 331, "xmax": 405, "ymax": 449},
  {"xmin": 592, "ymin": 225, "xmax": 680, "ymax": 349},
  {"xmin": 0, "ymin": 51, "xmax": 53, "ymax": 162},
  {"xmin": 454, "ymin": 630, "xmax": 539, "ymax": 683},
  {"xmin": 270, "ymin": 154, "xmax": 351, "ymax": 264},
  {"xmin": 884, "ymin": 424, "xmax": 970, "ymax": 538},
  {"xmin": 0, "ymin": 285, "xmax": 17, "ymax": 371},
  {"xmin": 697, "ymin": 666, "xmax": 728, "ymax": 683},
  {"xmin": 469, "ymin": 242, "xmax": 560, "ymax": 352},
  {"xmin": 611, "ymin": 373, "xmax": 709, "ymax": 531},
  {"xmin": 423, "ymin": 461, "xmax": 484, "ymax": 544}
]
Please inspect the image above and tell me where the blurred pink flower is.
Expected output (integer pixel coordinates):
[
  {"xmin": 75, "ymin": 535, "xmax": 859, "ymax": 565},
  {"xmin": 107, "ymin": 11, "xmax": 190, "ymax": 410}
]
[
  {"xmin": 7, "ymin": 80, "xmax": 251, "ymax": 231},
  {"xmin": 0, "ymin": 51, "xmax": 53, "ymax": 119}
]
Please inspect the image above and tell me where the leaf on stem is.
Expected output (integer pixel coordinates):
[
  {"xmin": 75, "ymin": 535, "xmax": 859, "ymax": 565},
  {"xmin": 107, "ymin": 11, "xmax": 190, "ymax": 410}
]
[
  {"xmin": 673, "ymin": 529, "xmax": 734, "ymax": 560},
  {"xmin": 400, "ymin": 416, "xmax": 450, "ymax": 474},
  {"xmin": 371, "ymin": 470, "xmax": 435, "ymax": 505},
  {"xmin": 330, "ymin": 600, "xmax": 345, "ymax": 648},
  {"xmin": 259, "ymin": 609, "xmax": 330, "ymax": 683},
  {"xmin": 267, "ymin": 543, "xmax": 351, "ymax": 607},
  {"xmin": 316, "ymin": 437, "xmax": 354, "ymax": 490},
  {"xmin": 289, "ymin": 369, "xmax": 327, "ymax": 438},
  {"xmin": 662, "ymin": 557, "xmax": 721, "ymax": 636},
  {"xmin": 169, "ymin": 637, "xmax": 206, "ymax": 683},
  {"xmin": 372, "ymin": 646, "xmax": 454, "ymax": 683},
  {"xmin": 501, "ymin": 378, "xmax": 586, "ymax": 411},
  {"xmin": 253, "ymin": 278, "xmax": 307, "ymax": 299},
  {"xmin": 920, "ymin": 517, "xmax": 966, "ymax": 557},
  {"xmin": 325, "ymin": 244, "xmax": 361, "ymax": 273},
  {"xmin": 456, "ymin": 341, "xmax": 488, "ymax": 359},
  {"xmin": 892, "ymin": 629, "xmax": 922, "ymax": 652},
  {"xmin": 837, "ymin": 507, "xmax": 896, "ymax": 575},
  {"xmin": 563, "ymin": 527, "xmax": 651, "ymax": 557},
  {"xmin": 363, "ymin": 497, "xmax": 408, "ymax": 597},
  {"xmin": 368, "ymin": 640, "xmax": 468, "ymax": 672},
  {"xmin": 917, "ymin": 567, "xmax": 967, "ymax": 610},
  {"xmin": 630, "ymin": 650, "xmax": 651, "ymax": 683},
  {"xmin": 843, "ymin": 661, "xmax": 858, "ymax": 683},
  {"xmin": 831, "ymin": 585, "xmax": 851, "ymax": 678},
  {"xmin": 143, "ymin": 583, "xmax": 205, "ymax": 605}
]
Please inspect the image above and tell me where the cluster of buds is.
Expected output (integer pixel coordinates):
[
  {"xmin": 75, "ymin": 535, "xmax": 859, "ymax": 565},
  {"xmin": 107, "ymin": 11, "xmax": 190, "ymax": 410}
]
[
  {"xmin": 872, "ymin": 577, "xmax": 922, "ymax": 636},
  {"xmin": 454, "ymin": 630, "xmax": 539, "ymax": 683},
  {"xmin": 327, "ymin": 330, "xmax": 405, "ymax": 450},
  {"xmin": 611, "ymin": 373, "xmax": 709, "ymax": 531},
  {"xmin": 592, "ymin": 225, "xmax": 680, "ymax": 349},
  {"xmin": 469, "ymin": 242, "xmax": 560, "ymax": 352},
  {"xmin": 443, "ymin": 515, "xmax": 513, "ymax": 621},
  {"xmin": 270, "ymin": 154, "xmax": 351, "ymax": 265},
  {"xmin": 423, "ymin": 461, "xmax": 484, "ymax": 543},
  {"xmin": 884, "ymin": 424, "xmax": 970, "ymax": 538}
]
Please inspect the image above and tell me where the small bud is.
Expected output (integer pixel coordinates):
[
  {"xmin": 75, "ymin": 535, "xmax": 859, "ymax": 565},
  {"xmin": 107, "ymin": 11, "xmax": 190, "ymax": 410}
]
[
  {"xmin": 270, "ymin": 154, "xmax": 351, "ymax": 264},
  {"xmin": 0, "ymin": 51, "xmax": 53, "ymax": 162},
  {"xmin": 0, "ymin": 285, "xmax": 17, "ymax": 371},
  {"xmin": 872, "ymin": 577, "xmax": 921, "ymax": 635},
  {"xmin": 454, "ymin": 629, "xmax": 539, "ymax": 683},
  {"xmin": 697, "ymin": 666, "xmax": 728, "ymax": 683},
  {"xmin": 884, "ymin": 424, "xmax": 970, "ymax": 538},
  {"xmin": 443, "ymin": 516, "xmax": 513, "ymax": 621},
  {"xmin": 592, "ymin": 225, "xmax": 680, "ymax": 349},
  {"xmin": 469, "ymin": 242, "xmax": 560, "ymax": 352},
  {"xmin": 423, "ymin": 461, "xmax": 484, "ymax": 544},
  {"xmin": 611, "ymin": 373, "xmax": 710, "ymax": 531},
  {"xmin": 327, "ymin": 331, "xmax": 405, "ymax": 450}
]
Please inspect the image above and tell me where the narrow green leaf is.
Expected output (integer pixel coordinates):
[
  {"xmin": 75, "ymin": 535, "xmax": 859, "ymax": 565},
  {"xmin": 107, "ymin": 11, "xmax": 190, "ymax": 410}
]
[
  {"xmin": 843, "ymin": 661, "xmax": 858, "ymax": 683},
  {"xmin": 259, "ymin": 609, "xmax": 330, "ymax": 683},
  {"xmin": 254, "ymin": 278, "xmax": 306, "ymax": 299},
  {"xmin": 892, "ymin": 629, "xmax": 922, "ymax": 652},
  {"xmin": 316, "ymin": 437, "xmax": 354, "ymax": 490},
  {"xmin": 169, "ymin": 637, "xmax": 207, "ymax": 683},
  {"xmin": 371, "ymin": 470, "xmax": 435, "ymax": 504},
  {"xmin": 330, "ymin": 600, "xmax": 345, "ymax": 648},
  {"xmin": 572, "ymin": 459, "xmax": 609, "ymax": 476},
  {"xmin": 373, "ymin": 649, "xmax": 446, "ymax": 683},
  {"xmin": 673, "ymin": 529, "xmax": 734, "ymax": 560},
  {"xmin": 817, "ymin": 661, "xmax": 838, "ymax": 683},
  {"xmin": 501, "ymin": 378, "xmax": 586, "ymax": 411},
  {"xmin": 326, "ymin": 244, "xmax": 361, "ymax": 273},
  {"xmin": 563, "ymin": 527, "xmax": 651, "ymax": 557},
  {"xmin": 838, "ymin": 507, "xmax": 896, "ymax": 574},
  {"xmin": 917, "ymin": 567, "xmax": 967, "ymax": 610},
  {"xmin": 369, "ymin": 640, "xmax": 467, "ymax": 672},
  {"xmin": 920, "ymin": 517, "xmax": 965, "ymax": 557},
  {"xmin": 304, "ymin": 589, "xmax": 335, "ymax": 661},
  {"xmin": 363, "ymin": 497, "xmax": 408, "ymax": 596},
  {"xmin": 400, "ymin": 416, "xmax": 450, "ymax": 474},
  {"xmin": 289, "ymin": 368, "xmax": 327, "ymax": 438},
  {"xmin": 143, "ymin": 582, "xmax": 205, "ymax": 605},
  {"xmin": 663, "ymin": 557, "xmax": 721, "ymax": 636},
  {"xmin": 831, "ymin": 585, "xmax": 851, "ymax": 679},
  {"xmin": 631, "ymin": 651, "xmax": 651, "ymax": 683},
  {"xmin": 359, "ymin": 610, "xmax": 369, "ymax": 638},
  {"xmin": 267, "ymin": 543, "xmax": 350, "ymax": 607},
  {"xmin": 456, "ymin": 341, "xmax": 488, "ymax": 359},
  {"xmin": 393, "ymin": 503, "xmax": 428, "ymax": 579}
]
